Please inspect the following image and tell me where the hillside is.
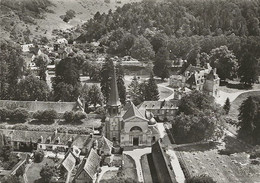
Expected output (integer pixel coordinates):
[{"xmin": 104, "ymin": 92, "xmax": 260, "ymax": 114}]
[{"xmin": 0, "ymin": 0, "xmax": 143, "ymax": 43}]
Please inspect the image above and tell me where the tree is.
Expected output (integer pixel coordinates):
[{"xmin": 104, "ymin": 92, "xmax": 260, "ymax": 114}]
[
  {"xmin": 128, "ymin": 76, "xmax": 142, "ymax": 105},
  {"xmin": 238, "ymin": 96, "xmax": 258, "ymax": 142},
  {"xmin": 34, "ymin": 54, "xmax": 49, "ymax": 81},
  {"xmin": 0, "ymin": 41, "xmax": 25, "ymax": 100},
  {"xmin": 63, "ymin": 111, "xmax": 75, "ymax": 122},
  {"xmin": 238, "ymin": 50, "xmax": 258, "ymax": 87},
  {"xmin": 209, "ymin": 46, "xmax": 238, "ymax": 81},
  {"xmin": 0, "ymin": 108, "xmax": 10, "ymax": 122},
  {"xmin": 33, "ymin": 110, "xmax": 58, "ymax": 123},
  {"xmin": 119, "ymin": 33, "xmax": 136, "ymax": 55},
  {"xmin": 16, "ymin": 75, "xmax": 50, "ymax": 101},
  {"xmin": 0, "ymin": 144, "xmax": 13, "ymax": 161},
  {"xmin": 186, "ymin": 174, "xmax": 216, "ymax": 183},
  {"xmin": 172, "ymin": 113, "xmax": 217, "ymax": 144},
  {"xmin": 153, "ymin": 46, "xmax": 170, "ymax": 80},
  {"xmin": 130, "ymin": 36, "xmax": 155, "ymax": 61},
  {"xmin": 34, "ymin": 150, "xmax": 44, "ymax": 163},
  {"xmin": 144, "ymin": 73, "xmax": 159, "ymax": 101},
  {"xmin": 40, "ymin": 164, "xmax": 56, "ymax": 183},
  {"xmin": 151, "ymin": 33, "xmax": 168, "ymax": 53},
  {"xmin": 52, "ymin": 57, "xmax": 81, "ymax": 101},
  {"xmin": 223, "ymin": 98, "xmax": 231, "ymax": 114},
  {"xmin": 1, "ymin": 175, "xmax": 20, "ymax": 183},
  {"xmin": 178, "ymin": 91, "xmax": 217, "ymax": 116},
  {"xmin": 88, "ymin": 84, "xmax": 104, "ymax": 108},
  {"xmin": 9, "ymin": 108, "xmax": 29, "ymax": 122}
]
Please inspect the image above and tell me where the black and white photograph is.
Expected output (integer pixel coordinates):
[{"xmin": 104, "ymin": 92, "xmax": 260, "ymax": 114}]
[{"xmin": 0, "ymin": 0, "xmax": 260, "ymax": 182}]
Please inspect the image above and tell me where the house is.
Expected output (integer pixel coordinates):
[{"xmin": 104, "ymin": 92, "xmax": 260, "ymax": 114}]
[
  {"xmin": 104, "ymin": 67, "xmax": 160, "ymax": 147},
  {"xmin": 138, "ymin": 100, "xmax": 179, "ymax": 121},
  {"xmin": 73, "ymin": 148, "xmax": 101, "ymax": 183},
  {"xmin": 1, "ymin": 129, "xmax": 91, "ymax": 153},
  {"xmin": 169, "ymin": 64, "xmax": 220, "ymax": 97},
  {"xmin": 21, "ymin": 44, "xmax": 34, "ymax": 52}
]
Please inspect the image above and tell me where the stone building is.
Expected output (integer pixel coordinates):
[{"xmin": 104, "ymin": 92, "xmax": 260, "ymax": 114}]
[{"xmin": 105, "ymin": 66, "xmax": 160, "ymax": 147}]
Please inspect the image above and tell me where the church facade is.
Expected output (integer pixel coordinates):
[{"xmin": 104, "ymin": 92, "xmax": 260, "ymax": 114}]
[{"xmin": 105, "ymin": 66, "xmax": 160, "ymax": 147}]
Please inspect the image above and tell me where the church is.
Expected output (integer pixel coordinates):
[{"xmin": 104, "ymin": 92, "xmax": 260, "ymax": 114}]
[{"xmin": 104, "ymin": 67, "xmax": 160, "ymax": 147}]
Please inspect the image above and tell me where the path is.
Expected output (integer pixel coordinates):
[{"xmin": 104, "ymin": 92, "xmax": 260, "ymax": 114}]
[
  {"xmin": 124, "ymin": 147, "xmax": 151, "ymax": 183},
  {"xmin": 157, "ymin": 83, "xmax": 175, "ymax": 101},
  {"xmin": 215, "ymin": 89, "xmax": 260, "ymax": 106},
  {"xmin": 24, "ymin": 161, "xmax": 32, "ymax": 183},
  {"xmin": 96, "ymin": 166, "xmax": 119, "ymax": 183}
]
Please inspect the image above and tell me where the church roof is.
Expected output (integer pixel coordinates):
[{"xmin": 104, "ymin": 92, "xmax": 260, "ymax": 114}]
[
  {"xmin": 74, "ymin": 148, "xmax": 100, "ymax": 180},
  {"xmin": 123, "ymin": 101, "xmax": 146, "ymax": 121},
  {"xmin": 107, "ymin": 66, "xmax": 121, "ymax": 107}
]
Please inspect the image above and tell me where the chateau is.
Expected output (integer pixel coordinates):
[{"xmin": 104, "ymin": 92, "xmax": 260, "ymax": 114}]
[
  {"xmin": 105, "ymin": 67, "xmax": 160, "ymax": 147},
  {"xmin": 169, "ymin": 64, "xmax": 220, "ymax": 98}
]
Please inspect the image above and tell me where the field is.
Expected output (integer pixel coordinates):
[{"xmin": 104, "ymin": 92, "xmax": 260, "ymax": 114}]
[{"xmin": 175, "ymin": 136, "xmax": 260, "ymax": 183}]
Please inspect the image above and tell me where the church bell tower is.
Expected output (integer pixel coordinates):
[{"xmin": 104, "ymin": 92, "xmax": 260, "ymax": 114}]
[{"xmin": 105, "ymin": 65, "xmax": 122, "ymax": 143}]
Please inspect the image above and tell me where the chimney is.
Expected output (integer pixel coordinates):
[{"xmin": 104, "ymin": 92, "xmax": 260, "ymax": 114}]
[
  {"xmin": 57, "ymin": 137, "xmax": 60, "ymax": 144},
  {"xmin": 54, "ymin": 129, "xmax": 58, "ymax": 136},
  {"xmin": 40, "ymin": 136, "xmax": 43, "ymax": 143}
]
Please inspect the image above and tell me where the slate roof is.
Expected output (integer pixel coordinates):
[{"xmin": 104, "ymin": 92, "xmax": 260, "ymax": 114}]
[
  {"xmin": 123, "ymin": 101, "xmax": 146, "ymax": 121},
  {"xmin": 107, "ymin": 66, "xmax": 121, "ymax": 107},
  {"xmin": 138, "ymin": 100, "xmax": 179, "ymax": 110},
  {"xmin": 98, "ymin": 136, "xmax": 113, "ymax": 152},
  {"xmin": 74, "ymin": 148, "xmax": 100, "ymax": 180}
]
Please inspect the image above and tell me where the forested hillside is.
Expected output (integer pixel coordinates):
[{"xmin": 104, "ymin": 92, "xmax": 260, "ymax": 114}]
[{"xmin": 78, "ymin": 0, "xmax": 260, "ymax": 68}]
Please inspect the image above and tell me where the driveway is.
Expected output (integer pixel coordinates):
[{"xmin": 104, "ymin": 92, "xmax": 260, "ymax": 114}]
[
  {"xmin": 124, "ymin": 147, "xmax": 152, "ymax": 183},
  {"xmin": 215, "ymin": 89, "xmax": 260, "ymax": 106}
]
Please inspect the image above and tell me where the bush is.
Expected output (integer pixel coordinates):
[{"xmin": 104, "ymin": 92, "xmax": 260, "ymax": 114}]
[
  {"xmin": 33, "ymin": 110, "xmax": 58, "ymax": 122},
  {"xmin": 9, "ymin": 108, "xmax": 29, "ymax": 122},
  {"xmin": 34, "ymin": 150, "xmax": 44, "ymax": 163},
  {"xmin": 74, "ymin": 111, "xmax": 87, "ymax": 122},
  {"xmin": 63, "ymin": 111, "xmax": 86, "ymax": 123},
  {"xmin": 63, "ymin": 111, "xmax": 74, "ymax": 122},
  {"xmin": 186, "ymin": 174, "xmax": 216, "ymax": 183},
  {"xmin": 0, "ymin": 108, "xmax": 10, "ymax": 121}
]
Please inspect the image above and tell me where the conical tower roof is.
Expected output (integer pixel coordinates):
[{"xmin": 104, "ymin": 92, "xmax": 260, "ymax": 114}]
[{"xmin": 107, "ymin": 66, "xmax": 121, "ymax": 107}]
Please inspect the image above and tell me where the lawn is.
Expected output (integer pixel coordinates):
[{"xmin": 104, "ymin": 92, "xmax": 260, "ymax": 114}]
[
  {"xmin": 26, "ymin": 157, "xmax": 56, "ymax": 183},
  {"xmin": 229, "ymin": 91, "xmax": 260, "ymax": 120}
]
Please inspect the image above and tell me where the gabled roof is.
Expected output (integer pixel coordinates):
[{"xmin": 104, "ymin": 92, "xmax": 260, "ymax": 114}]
[
  {"xmin": 99, "ymin": 136, "xmax": 113, "ymax": 151},
  {"xmin": 74, "ymin": 148, "xmax": 100, "ymax": 180},
  {"xmin": 61, "ymin": 151, "xmax": 76, "ymax": 172},
  {"xmin": 138, "ymin": 100, "xmax": 179, "ymax": 110},
  {"xmin": 123, "ymin": 101, "xmax": 146, "ymax": 121}
]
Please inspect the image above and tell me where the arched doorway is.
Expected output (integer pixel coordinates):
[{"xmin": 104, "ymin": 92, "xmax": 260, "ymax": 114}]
[{"xmin": 130, "ymin": 126, "xmax": 142, "ymax": 146}]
